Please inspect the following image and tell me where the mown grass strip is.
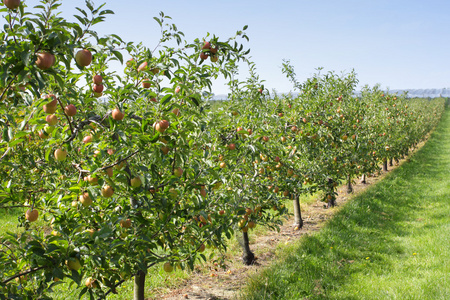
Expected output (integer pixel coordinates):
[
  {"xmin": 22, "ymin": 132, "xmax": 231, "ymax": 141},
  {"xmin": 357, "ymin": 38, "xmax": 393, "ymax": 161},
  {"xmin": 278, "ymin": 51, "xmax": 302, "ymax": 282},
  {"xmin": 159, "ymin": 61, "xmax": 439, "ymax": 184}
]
[{"xmin": 239, "ymin": 108, "xmax": 450, "ymax": 300}]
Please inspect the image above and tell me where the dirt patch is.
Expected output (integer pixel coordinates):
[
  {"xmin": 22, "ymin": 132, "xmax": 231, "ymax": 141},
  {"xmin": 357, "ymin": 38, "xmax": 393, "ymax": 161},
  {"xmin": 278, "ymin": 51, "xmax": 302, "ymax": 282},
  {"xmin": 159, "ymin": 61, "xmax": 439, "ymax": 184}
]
[{"xmin": 154, "ymin": 152, "xmax": 417, "ymax": 300}]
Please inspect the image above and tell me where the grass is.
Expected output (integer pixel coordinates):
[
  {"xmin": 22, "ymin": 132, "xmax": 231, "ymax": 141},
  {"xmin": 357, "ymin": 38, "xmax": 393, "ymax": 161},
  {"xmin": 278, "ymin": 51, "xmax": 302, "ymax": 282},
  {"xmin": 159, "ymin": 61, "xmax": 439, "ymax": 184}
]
[{"xmin": 239, "ymin": 108, "xmax": 450, "ymax": 299}]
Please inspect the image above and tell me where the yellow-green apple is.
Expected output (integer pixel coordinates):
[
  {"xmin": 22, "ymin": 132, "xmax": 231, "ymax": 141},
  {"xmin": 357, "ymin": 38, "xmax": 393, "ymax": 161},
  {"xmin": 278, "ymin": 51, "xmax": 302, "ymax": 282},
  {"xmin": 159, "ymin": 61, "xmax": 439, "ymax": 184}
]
[
  {"xmin": 79, "ymin": 192, "xmax": 92, "ymax": 207},
  {"xmin": 173, "ymin": 167, "xmax": 183, "ymax": 177},
  {"xmin": 130, "ymin": 177, "xmax": 142, "ymax": 188},
  {"xmin": 54, "ymin": 148, "xmax": 67, "ymax": 161},
  {"xmin": 101, "ymin": 185, "xmax": 114, "ymax": 198}
]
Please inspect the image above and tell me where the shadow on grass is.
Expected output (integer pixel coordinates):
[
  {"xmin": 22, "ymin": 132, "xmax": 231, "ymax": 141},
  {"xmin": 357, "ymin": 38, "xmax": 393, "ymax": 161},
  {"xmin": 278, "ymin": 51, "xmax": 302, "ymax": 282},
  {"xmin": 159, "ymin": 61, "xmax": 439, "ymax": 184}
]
[{"xmin": 239, "ymin": 110, "xmax": 450, "ymax": 300}]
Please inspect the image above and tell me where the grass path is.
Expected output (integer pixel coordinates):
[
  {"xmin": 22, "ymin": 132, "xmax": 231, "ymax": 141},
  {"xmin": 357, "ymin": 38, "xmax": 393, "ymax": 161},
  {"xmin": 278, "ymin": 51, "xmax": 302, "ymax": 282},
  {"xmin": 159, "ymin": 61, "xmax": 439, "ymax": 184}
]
[{"xmin": 240, "ymin": 108, "xmax": 450, "ymax": 300}]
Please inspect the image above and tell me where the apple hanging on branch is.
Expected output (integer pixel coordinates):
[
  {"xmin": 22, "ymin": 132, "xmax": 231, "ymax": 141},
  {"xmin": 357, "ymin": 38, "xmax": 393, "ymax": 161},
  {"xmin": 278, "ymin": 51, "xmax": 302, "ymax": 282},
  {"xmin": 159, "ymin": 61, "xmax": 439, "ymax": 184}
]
[{"xmin": 75, "ymin": 49, "xmax": 92, "ymax": 67}]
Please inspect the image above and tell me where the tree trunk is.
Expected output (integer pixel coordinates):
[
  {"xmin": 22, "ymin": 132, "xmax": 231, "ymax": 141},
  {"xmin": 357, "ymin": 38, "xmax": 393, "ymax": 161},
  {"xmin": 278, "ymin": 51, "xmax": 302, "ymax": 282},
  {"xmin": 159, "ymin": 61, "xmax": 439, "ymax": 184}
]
[
  {"xmin": 134, "ymin": 271, "xmax": 145, "ymax": 300},
  {"xmin": 239, "ymin": 231, "xmax": 255, "ymax": 265},
  {"xmin": 346, "ymin": 175, "xmax": 353, "ymax": 194},
  {"xmin": 326, "ymin": 178, "xmax": 336, "ymax": 208},
  {"xmin": 383, "ymin": 159, "xmax": 388, "ymax": 172},
  {"xmin": 292, "ymin": 194, "xmax": 303, "ymax": 229},
  {"xmin": 360, "ymin": 173, "xmax": 366, "ymax": 184},
  {"xmin": 389, "ymin": 158, "xmax": 393, "ymax": 166}
]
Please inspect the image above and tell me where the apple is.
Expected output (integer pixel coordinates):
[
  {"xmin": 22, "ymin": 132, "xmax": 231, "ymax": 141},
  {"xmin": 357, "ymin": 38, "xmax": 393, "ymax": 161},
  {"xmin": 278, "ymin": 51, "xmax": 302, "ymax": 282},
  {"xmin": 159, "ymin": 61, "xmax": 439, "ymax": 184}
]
[
  {"xmin": 198, "ymin": 244, "xmax": 206, "ymax": 252},
  {"xmin": 111, "ymin": 108, "xmax": 124, "ymax": 121},
  {"xmin": 54, "ymin": 148, "xmax": 67, "ymax": 161},
  {"xmin": 202, "ymin": 41, "xmax": 211, "ymax": 50},
  {"xmin": 43, "ymin": 103, "xmax": 57, "ymax": 114},
  {"xmin": 101, "ymin": 185, "xmax": 114, "ymax": 198},
  {"xmin": 172, "ymin": 108, "xmax": 180, "ymax": 116},
  {"xmin": 228, "ymin": 143, "xmax": 236, "ymax": 150},
  {"xmin": 247, "ymin": 128, "xmax": 253, "ymax": 135},
  {"xmin": 219, "ymin": 162, "xmax": 226, "ymax": 169},
  {"xmin": 93, "ymin": 74, "xmax": 103, "ymax": 85},
  {"xmin": 66, "ymin": 258, "xmax": 82, "ymax": 271},
  {"xmin": 120, "ymin": 218, "xmax": 132, "ymax": 228},
  {"xmin": 258, "ymin": 88, "xmax": 263, "ymax": 94},
  {"xmin": 75, "ymin": 49, "xmax": 92, "ymax": 67},
  {"xmin": 85, "ymin": 277, "xmax": 97, "ymax": 289},
  {"xmin": 4, "ymin": 0, "xmax": 20, "ymax": 9},
  {"xmin": 248, "ymin": 221, "xmax": 256, "ymax": 229},
  {"xmin": 219, "ymin": 210, "xmax": 225, "ymax": 215},
  {"xmin": 161, "ymin": 146, "xmax": 170, "ymax": 155},
  {"xmin": 85, "ymin": 175, "xmax": 98, "ymax": 185},
  {"xmin": 175, "ymin": 86, "xmax": 181, "ymax": 94},
  {"xmin": 38, "ymin": 130, "xmax": 49, "ymax": 139},
  {"xmin": 149, "ymin": 97, "xmax": 158, "ymax": 103},
  {"xmin": 163, "ymin": 262, "xmax": 173, "ymax": 273},
  {"xmin": 36, "ymin": 52, "xmax": 55, "ymax": 70},
  {"xmin": 25, "ymin": 209, "xmax": 39, "ymax": 222},
  {"xmin": 79, "ymin": 192, "xmax": 93, "ymax": 207},
  {"xmin": 159, "ymin": 120, "xmax": 170, "ymax": 131},
  {"xmin": 200, "ymin": 52, "xmax": 208, "ymax": 60},
  {"xmin": 281, "ymin": 136, "xmax": 287, "ymax": 142},
  {"xmin": 93, "ymin": 84, "xmax": 103, "ymax": 93},
  {"xmin": 262, "ymin": 136, "xmax": 269, "ymax": 142},
  {"xmin": 64, "ymin": 104, "xmax": 77, "ymax": 116},
  {"xmin": 200, "ymin": 188, "xmax": 207, "ymax": 198},
  {"xmin": 83, "ymin": 135, "xmax": 93, "ymax": 144},
  {"xmin": 174, "ymin": 167, "xmax": 183, "ymax": 177},
  {"xmin": 210, "ymin": 46, "xmax": 218, "ymax": 54},
  {"xmin": 104, "ymin": 167, "xmax": 113, "ymax": 177},
  {"xmin": 130, "ymin": 177, "xmax": 142, "ymax": 188},
  {"xmin": 142, "ymin": 79, "xmax": 151, "ymax": 88},
  {"xmin": 46, "ymin": 114, "xmax": 58, "ymax": 125},
  {"xmin": 210, "ymin": 55, "xmax": 218, "ymax": 62},
  {"xmin": 44, "ymin": 125, "xmax": 55, "ymax": 134},
  {"xmin": 151, "ymin": 67, "xmax": 160, "ymax": 74},
  {"xmin": 137, "ymin": 61, "xmax": 148, "ymax": 72},
  {"xmin": 342, "ymin": 135, "xmax": 348, "ymax": 141}
]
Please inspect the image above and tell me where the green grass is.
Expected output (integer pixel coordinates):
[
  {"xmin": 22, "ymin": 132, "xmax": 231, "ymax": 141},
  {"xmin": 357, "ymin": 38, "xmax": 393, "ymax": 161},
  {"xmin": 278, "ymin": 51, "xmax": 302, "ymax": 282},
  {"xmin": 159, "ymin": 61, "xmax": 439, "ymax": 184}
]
[{"xmin": 239, "ymin": 108, "xmax": 450, "ymax": 300}]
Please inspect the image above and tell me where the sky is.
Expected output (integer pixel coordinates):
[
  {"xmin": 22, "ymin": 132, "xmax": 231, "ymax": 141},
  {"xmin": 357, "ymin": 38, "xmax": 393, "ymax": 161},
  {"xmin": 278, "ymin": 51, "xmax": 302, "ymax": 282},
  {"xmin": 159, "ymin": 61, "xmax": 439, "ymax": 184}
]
[{"xmin": 36, "ymin": 1, "xmax": 450, "ymax": 94}]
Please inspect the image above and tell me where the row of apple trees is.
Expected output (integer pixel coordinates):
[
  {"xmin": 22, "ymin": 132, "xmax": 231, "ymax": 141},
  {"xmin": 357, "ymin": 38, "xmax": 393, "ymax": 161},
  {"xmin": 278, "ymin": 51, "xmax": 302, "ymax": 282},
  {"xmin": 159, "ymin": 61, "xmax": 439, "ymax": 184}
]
[{"xmin": 0, "ymin": 0, "xmax": 446, "ymax": 299}]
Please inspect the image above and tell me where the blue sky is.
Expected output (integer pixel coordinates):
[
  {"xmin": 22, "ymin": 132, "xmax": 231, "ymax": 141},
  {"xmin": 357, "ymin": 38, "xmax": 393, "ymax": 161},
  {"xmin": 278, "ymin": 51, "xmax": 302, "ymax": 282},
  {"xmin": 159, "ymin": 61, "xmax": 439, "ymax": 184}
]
[{"xmin": 55, "ymin": 1, "xmax": 450, "ymax": 94}]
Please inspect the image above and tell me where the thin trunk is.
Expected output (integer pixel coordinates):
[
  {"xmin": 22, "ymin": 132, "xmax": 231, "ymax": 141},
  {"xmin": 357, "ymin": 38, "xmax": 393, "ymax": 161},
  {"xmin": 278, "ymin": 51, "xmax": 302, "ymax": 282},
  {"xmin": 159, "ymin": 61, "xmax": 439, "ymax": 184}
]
[
  {"xmin": 292, "ymin": 194, "xmax": 303, "ymax": 229},
  {"xmin": 326, "ymin": 178, "xmax": 336, "ymax": 208},
  {"xmin": 346, "ymin": 174, "xmax": 353, "ymax": 194},
  {"xmin": 134, "ymin": 271, "xmax": 145, "ymax": 300},
  {"xmin": 360, "ymin": 173, "xmax": 366, "ymax": 184},
  {"xmin": 239, "ymin": 231, "xmax": 255, "ymax": 265},
  {"xmin": 389, "ymin": 158, "xmax": 393, "ymax": 166},
  {"xmin": 383, "ymin": 159, "xmax": 388, "ymax": 172}
]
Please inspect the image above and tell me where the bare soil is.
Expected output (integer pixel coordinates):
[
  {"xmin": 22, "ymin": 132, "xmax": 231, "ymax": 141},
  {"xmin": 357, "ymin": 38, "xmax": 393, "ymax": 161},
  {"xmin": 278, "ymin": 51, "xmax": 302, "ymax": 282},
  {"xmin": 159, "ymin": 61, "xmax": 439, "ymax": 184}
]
[{"xmin": 153, "ymin": 154, "xmax": 415, "ymax": 300}]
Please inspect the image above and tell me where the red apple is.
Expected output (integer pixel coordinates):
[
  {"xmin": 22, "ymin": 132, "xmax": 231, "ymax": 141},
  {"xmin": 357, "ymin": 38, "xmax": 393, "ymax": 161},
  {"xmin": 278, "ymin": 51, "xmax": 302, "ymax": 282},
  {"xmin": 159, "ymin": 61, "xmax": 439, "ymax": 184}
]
[
  {"xmin": 175, "ymin": 86, "xmax": 181, "ymax": 94},
  {"xmin": 4, "ymin": 0, "xmax": 20, "ymax": 9},
  {"xmin": 120, "ymin": 218, "xmax": 132, "ymax": 228},
  {"xmin": 161, "ymin": 146, "xmax": 170, "ymax": 155},
  {"xmin": 228, "ymin": 144, "xmax": 236, "ymax": 150},
  {"xmin": 93, "ymin": 84, "xmax": 103, "ymax": 93},
  {"xmin": 137, "ymin": 61, "xmax": 148, "ymax": 72},
  {"xmin": 111, "ymin": 108, "xmax": 124, "ymax": 121},
  {"xmin": 64, "ymin": 104, "xmax": 77, "ymax": 116},
  {"xmin": 200, "ymin": 52, "xmax": 208, "ymax": 60},
  {"xmin": 93, "ymin": 74, "xmax": 103, "ymax": 85},
  {"xmin": 202, "ymin": 41, "xmax": 211, "ymax": 50},
  {"xmin": 83, "ymin": 135, "xmax": 93, "ymax": 144},
  {"xmin": 75, "ymin": 49, "xmax": 92, "ymax": 67},
  {"xmin": 142, "ymin": 79, "xmax": 151, "ymax": 88},
  {"xmin": 46, "ymin": 114, "xmax": 58, "ymax": 125},
  {"xmin": 36, "ymin": 52, "xmax": 55, "ymax": 70}
]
